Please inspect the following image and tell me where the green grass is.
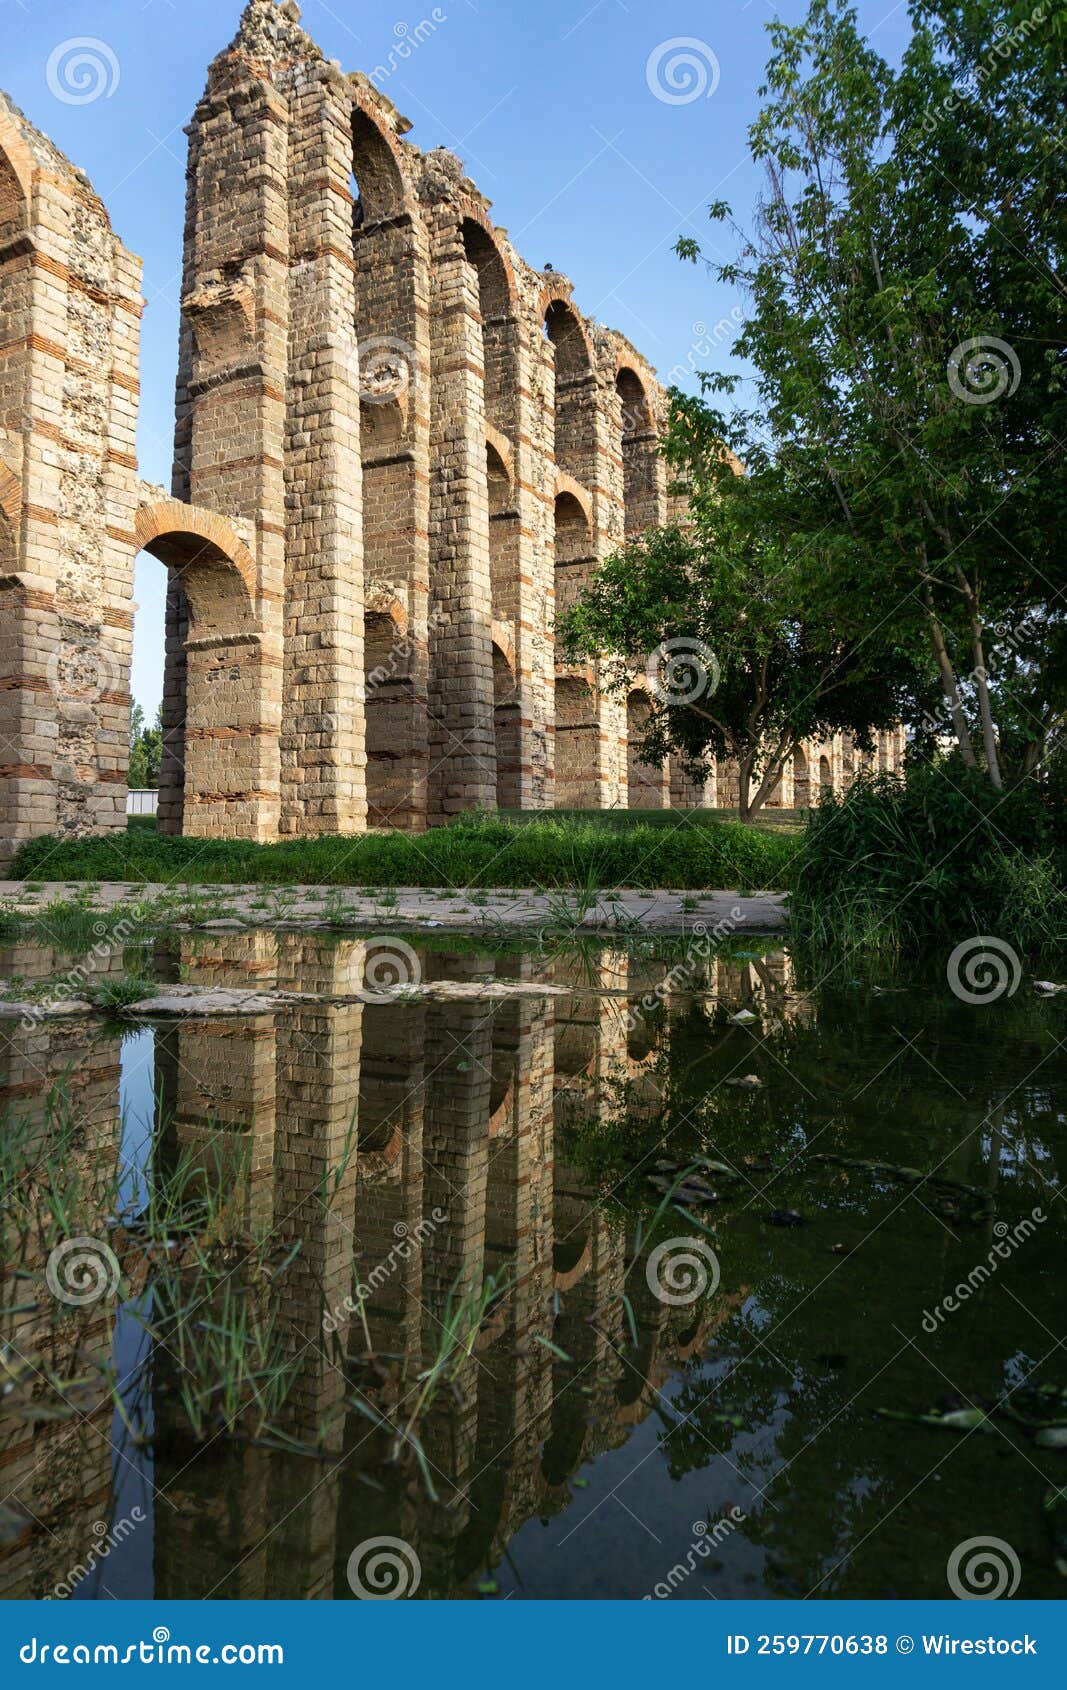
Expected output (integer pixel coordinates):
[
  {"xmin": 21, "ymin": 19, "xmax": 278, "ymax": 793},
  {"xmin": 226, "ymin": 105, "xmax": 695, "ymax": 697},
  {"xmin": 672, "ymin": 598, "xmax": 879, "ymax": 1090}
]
[
  {"xmin": 791, "ymin": 766, "xmax": 1067, "ymax": 953},
  {"xmin": 12, "ymin": 813, "xmax": 798, "ymax": 894}
]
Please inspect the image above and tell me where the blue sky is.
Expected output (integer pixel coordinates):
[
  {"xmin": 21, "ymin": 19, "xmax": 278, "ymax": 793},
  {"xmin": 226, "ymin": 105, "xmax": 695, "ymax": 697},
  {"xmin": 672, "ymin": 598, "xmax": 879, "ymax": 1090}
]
[{"xmin": 2, "ymin": 0, "xmax": 911, "ymax": 717}]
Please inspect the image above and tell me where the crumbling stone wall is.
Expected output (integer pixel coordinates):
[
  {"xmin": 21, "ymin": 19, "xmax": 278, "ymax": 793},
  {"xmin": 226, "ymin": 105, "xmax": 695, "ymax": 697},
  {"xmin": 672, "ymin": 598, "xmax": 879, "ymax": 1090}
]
[{"xmin": 0, "ymin": 2, "xmax": 904, "ymax": 862}]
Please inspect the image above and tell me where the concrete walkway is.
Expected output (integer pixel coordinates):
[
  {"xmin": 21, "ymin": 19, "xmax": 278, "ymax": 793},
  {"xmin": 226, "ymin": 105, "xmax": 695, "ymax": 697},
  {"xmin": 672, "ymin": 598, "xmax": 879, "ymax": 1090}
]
[{"xmin": 0, "ymin": 880, "xmax": 788, "ymax": 937}]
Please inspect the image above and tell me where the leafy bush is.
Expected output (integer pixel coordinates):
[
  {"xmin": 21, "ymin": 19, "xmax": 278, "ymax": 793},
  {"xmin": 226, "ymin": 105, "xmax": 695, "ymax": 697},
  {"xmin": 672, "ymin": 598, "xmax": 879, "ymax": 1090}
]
[{"xmin": 791, "ymin": 764, "xmax": 1067, "ymax": 952}]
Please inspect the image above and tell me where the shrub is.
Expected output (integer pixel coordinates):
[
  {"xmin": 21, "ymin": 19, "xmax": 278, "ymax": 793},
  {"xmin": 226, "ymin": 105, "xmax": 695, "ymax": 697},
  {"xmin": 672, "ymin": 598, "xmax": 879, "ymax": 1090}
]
[{"xmin": 791, "ymin": 763, "xmax": 1067, "ymax": 952}]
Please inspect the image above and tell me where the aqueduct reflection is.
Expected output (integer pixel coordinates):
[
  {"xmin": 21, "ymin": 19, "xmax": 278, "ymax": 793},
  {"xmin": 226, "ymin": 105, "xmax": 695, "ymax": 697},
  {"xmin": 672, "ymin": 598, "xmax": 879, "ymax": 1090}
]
[{"xmin": 0, "ymin": 936, "xmax": 798, "ymax": 1599}]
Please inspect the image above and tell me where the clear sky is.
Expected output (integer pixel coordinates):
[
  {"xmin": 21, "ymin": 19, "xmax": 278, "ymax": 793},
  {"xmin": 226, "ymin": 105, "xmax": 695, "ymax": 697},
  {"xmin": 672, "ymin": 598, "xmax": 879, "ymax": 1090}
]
[{"xmin": 2, "ymin": 0, "xmax": 911, "ymax": 719}]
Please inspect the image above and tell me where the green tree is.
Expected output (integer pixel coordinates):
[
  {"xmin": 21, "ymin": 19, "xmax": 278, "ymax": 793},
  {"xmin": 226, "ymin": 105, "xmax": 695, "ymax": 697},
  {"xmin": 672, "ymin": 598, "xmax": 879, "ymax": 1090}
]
[
  {"xmin": 673, "ymin": 0, "xmax": 1066, "ymax": 790},
  {"xmin": 566, "ymin": 0, "xmax": 1066, "ymax": 812},
  {"xmin": 128, "ymin": 702, "xmax": 163, "ymax": 790}
]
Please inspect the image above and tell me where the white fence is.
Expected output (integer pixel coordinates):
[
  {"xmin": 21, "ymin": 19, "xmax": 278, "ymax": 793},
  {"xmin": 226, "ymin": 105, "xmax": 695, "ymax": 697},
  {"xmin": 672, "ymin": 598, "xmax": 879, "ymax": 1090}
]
[{"xmin": 126, "ymin": 789, "xmax": 158, "ymax": 817}]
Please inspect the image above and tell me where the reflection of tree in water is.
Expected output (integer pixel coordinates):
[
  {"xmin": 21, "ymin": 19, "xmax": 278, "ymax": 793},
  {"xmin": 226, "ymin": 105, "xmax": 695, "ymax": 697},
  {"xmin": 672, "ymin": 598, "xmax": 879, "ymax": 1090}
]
[
  {"xmin": 2, "ymin": 937, "xmax": 1065, "ymax": 1599},
  {"xmin": 561, "ymin": 957, "xmax": 1067, "ymax": 1597}
]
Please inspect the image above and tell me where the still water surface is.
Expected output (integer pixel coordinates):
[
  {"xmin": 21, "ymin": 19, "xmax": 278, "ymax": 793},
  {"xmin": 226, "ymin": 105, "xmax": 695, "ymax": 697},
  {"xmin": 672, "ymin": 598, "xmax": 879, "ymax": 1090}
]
[{"xmin": 1, "ymin": 932, "xmax": 1064, "ymax": 1600}]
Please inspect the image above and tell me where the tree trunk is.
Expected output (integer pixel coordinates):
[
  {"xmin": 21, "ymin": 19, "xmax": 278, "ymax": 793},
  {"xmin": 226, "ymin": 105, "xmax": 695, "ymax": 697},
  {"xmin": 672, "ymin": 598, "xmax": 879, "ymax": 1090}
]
[
  {"xmin": 923, "ymin": 586, "xmax": 978, "ymax": 768},
  {"xmin": 969, "ymin": 618, "xmax": 1003, "ymax": 790}
]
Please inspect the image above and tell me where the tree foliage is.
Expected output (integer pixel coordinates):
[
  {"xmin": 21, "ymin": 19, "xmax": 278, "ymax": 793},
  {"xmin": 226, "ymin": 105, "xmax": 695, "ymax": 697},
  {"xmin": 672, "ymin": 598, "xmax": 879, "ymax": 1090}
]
[{"xmin": 564, "ymin": 0, "xmax": 1066, "ymax": 811}]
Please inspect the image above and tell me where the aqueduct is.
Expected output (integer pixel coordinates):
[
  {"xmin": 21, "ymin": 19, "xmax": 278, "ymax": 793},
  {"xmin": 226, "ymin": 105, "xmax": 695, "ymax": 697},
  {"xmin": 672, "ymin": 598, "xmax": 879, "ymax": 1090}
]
[{"xmin": 0, "ymin": 0, "xmax": 903, "ymax": 863}]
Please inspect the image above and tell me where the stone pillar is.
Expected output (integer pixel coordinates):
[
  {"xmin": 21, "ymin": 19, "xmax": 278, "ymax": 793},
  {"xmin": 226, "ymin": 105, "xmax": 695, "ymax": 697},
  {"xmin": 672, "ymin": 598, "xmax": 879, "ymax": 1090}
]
[
  {"xmin": 0, "ymin": 96, "xmax": 142, "ymax": 864},
  {"xmin": 172, "ymin": 46, "xmax": 289, "ymax": 838},
  {"xmin": 281, "ymin": 62, "xmax": 366, "ymax": 834},
  {"xmin": 426, "ymin": 192, "xmax": 497, "ymax": 822}
]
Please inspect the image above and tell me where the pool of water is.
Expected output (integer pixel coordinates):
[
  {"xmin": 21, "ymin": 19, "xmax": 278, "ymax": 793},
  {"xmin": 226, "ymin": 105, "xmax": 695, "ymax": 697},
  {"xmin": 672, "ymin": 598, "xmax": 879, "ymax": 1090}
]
[{"xmin": 1, "ymin": 931, "xmax": 1065, "ymax": 1600}]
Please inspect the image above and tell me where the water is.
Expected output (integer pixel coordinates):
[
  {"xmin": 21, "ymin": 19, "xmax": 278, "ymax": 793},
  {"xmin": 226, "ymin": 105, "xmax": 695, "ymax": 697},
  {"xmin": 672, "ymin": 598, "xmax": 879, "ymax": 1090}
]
[{"xmin": 1, "ymin": 932, "xmax": 1065, "ymax": 1601}]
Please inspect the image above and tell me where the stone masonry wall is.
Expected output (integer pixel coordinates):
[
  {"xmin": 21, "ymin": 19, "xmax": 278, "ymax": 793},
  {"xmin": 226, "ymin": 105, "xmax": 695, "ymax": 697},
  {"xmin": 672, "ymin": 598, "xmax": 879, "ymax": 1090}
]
[{"xmin": 0, "ymin": 1, "xmax": 905, "ymax": 861}]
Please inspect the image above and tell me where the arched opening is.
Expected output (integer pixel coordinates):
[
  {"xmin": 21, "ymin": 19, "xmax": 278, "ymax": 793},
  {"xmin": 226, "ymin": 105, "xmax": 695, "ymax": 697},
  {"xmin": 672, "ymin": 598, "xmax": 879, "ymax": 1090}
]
[
  {"xmin": 792, "ymin": 744, "xmax": 810, "ymax": 808},
  {"xmin": 351, "ymin": 104, "xmax": 428, "ymax": 830},
  {"xmin": 554, "ymin": 674, "xmax": 598, "ymax": 809},
  {"xmin": 486, "ymin": 439, "xmax": 516, "ymax": 627},
  {"xmin": 616, "ymin": 368, "xmax": 660, "ymax": 538},
  {"xmin": 135, "ymin": 502, "xmax": 274, "ymax": 840},
  {"xmin": 554, "ymin": 489, "xmax": 593, "ymax": 624},
  {"xmin": 493, "ymin": 641, "xmax": 521, "ymax": 812},
  {"xmin": 627, "ymin": 689, "xmax": 667, "ymax": 809},
  {"xmin": 462, "ymin": 219, "xmax": 513, "ymax": 430},
  {"xmin": 364, "ymin": 605, "xmax": 414, "ymax": 827},
  {"xmin": 544, "ymin": 300, "xmax": 594, "ymax": 486},
  {"xmin": 819, "ymin": 753, "xmax": 833, "ymax": 794},
  {"xmin": 128, "ymin": 550, "xmax": 170, "ymax": 828}
]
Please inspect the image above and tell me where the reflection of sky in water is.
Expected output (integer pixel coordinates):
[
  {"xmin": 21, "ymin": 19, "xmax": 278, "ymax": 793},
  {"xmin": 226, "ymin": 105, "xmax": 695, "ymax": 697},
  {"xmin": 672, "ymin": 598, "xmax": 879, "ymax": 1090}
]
[
  {"xmin": 117, "ymin": 1027, "xmax": 155, "ymax": 1219},
  {"xmin": 74, "ymin": 1030, "xmax": 156, "ymax": 1599}
]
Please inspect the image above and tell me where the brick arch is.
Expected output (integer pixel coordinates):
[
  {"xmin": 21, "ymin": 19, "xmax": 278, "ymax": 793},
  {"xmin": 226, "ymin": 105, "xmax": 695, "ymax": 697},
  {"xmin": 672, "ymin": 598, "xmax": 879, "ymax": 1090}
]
[
  {"xmin": 543, "ymin": 296, "xmax": 594, "ymax": 377},
  {"xmin": 350, "ymin": 98, "xmax": 414, "ymax": 224},
  {"xmin": 485, "ymin": 423, "xmax": 514, "ymax": 488},
  {"xmin": 491, "ymin": 619, "xmax": 516, "ymax": 680},
  {"xmin": 553, "ymin": 474, "xmax": 592, "ymax": 526},
  {"xmin": 460, "ymin": 211, "xmax": 518, "ymax": 315},
  {"xmin": 134, "ymin": 499, "xmax": 278, "ymax": 843},
  {"xmin": 134, "ymin": 498, "xmax": 257, "ymax": 624},
  {"xmin": 365, "ymin": 587, "xmax": 408, "ymax": 637},
  {"xmin": 0, "ymin": 114, "xmax": 34, "ymax": 227}
]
